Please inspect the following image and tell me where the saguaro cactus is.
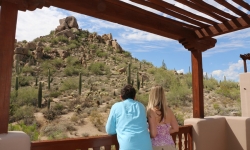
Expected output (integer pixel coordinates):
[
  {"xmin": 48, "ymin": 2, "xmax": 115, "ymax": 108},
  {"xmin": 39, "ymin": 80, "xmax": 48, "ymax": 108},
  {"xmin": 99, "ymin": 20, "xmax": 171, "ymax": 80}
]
[
  {"xmin": 48, "ymin": 69, "xmax": 51, "ymax": 89},
  {"xmin": 38, "ymin": 82, "xmax": 42, "ymax": 108},
  {"xmin": 15, "ymin": 76, "xmax": 19, "ymax": 97},
  {"xmin": 141, "ymin": 76, "xmax": 144, "ymax": 88},
  {"xmin": 47, "ymin": 98, "xmax": 51, "ymax": 110},
  {"xmin": 127, "ymin": 63, "xmax": 131, "ymax": 85},
  {"xmin": 79, "ymin": 72, "xmax": 82, "ymax": 95},
  {"xmin": 35, "ymin": 77, "xmax": 38, "ymax": 86},
  {"xmin": 137, "ymin": 71, "xmax": 140, "ymax": 90}
]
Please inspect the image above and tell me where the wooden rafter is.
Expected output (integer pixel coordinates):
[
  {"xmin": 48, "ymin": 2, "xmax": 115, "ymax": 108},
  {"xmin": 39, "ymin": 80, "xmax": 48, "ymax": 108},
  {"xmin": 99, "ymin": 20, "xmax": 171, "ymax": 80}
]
[{"xmin": 49, "ymin": 0, "xmax": 197, "ymax": 40}]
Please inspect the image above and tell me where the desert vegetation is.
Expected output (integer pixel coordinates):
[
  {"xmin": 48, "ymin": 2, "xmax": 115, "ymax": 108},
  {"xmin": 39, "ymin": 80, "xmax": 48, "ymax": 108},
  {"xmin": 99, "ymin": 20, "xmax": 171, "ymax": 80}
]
[{"xmin": 9, "ymin": 24, "xmax": 241, "ymax": 141}]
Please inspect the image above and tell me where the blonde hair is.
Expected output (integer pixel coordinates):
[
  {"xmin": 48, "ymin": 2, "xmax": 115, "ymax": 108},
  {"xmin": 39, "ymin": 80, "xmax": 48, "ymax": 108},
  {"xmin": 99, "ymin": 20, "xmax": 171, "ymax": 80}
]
[{"xmin": 147, "ymin": 85, "xmax": 168, "ymax": 122}]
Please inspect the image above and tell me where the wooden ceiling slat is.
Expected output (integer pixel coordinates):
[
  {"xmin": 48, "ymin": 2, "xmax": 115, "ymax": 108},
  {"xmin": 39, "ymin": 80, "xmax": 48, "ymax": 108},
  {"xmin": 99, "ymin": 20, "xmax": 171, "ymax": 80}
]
[
  {"xmin": 190, "ymin": 0, "xmax": 237, "ymax": 19},
  {"xmin": 175, "ymin": 0, "xmax": 228, "ymax": 22},
  {"xmin": 232, "ymin": 0, "xmax": 250, "ymax": 11},
  {"xmin": 148, "ymin": 0, "xmax": 217, "ymax": 25},
  {"xmin": 50, "ymin": 0, "xmax": 197, "ymax": 40},
  {"xmin": 197, "ymin": 14, "xmax": 250, "ymax": 38},
  {"xmin": 108, "ymin": 0, "xmax": 198, "ymax": 29},
  {"xmin": 215, "ymin": 0, "xmax": 248, "ymax": 16},
  {"xmin": 130, "ymin": 0, "xmax": 207, "ymax": 28}
]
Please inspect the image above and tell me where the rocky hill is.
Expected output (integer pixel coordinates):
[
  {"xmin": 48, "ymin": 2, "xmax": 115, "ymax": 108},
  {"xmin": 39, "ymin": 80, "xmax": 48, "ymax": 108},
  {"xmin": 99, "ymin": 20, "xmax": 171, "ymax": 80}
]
[{"xmin": 9, "ymin": 16, "xmax": 241, "ymax": 141}]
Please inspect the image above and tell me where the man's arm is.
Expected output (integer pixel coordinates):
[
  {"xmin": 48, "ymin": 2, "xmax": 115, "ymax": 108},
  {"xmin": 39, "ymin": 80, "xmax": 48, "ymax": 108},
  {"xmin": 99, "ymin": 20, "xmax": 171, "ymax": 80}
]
[{"xmin": 105, "ymin": 105, "xmax": 117, "ymax": 135}]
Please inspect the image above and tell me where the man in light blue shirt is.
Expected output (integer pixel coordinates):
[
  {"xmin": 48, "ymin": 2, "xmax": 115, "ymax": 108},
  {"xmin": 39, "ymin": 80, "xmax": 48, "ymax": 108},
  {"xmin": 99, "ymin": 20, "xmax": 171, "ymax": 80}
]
[{"xmin": 106, "ymin": 85, "xmax": 152, "ymax": 150}]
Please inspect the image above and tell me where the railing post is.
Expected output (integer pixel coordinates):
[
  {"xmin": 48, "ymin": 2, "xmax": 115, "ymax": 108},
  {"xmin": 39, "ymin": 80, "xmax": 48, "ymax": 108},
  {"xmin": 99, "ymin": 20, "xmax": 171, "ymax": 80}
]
[{"xmin": 0, "ymin": 1, "xmax": 18, "ymax": 134}]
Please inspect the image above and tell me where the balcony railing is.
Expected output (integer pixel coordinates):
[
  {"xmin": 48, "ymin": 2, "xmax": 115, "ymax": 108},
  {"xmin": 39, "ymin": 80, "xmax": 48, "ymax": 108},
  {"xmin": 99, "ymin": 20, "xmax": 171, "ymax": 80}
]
[{"xmin": 31, "ymin": 125, "xmax": 192, "ymax": 150}]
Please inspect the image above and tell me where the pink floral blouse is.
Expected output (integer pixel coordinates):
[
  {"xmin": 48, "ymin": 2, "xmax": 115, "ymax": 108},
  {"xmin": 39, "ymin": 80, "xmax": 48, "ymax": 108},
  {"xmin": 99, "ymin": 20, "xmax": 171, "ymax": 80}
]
[{"xmin": 151, "ymin": 123, "xmax": 175, "ymax": 147}]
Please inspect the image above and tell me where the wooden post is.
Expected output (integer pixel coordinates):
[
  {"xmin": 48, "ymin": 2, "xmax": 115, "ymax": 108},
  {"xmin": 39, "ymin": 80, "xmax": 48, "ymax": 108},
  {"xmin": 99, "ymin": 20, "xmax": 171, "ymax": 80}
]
[
  {"xmin": 191, "ymin": 50, "xmax": 204, "ymax": 118},
  {"xmin": 243, "ymin": 59, "xmax": 247, "ymax": 73},
  {"xmin": 0, "ymin": 1, "xmax": 18, "ymax": 133}
]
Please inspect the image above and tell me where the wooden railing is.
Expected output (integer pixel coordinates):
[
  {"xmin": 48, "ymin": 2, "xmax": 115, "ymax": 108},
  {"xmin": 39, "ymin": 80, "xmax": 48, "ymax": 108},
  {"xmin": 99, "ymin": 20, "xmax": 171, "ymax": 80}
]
[{"xmin": 31, "ymin": 125, "xmax": 193, "ymax": 150}]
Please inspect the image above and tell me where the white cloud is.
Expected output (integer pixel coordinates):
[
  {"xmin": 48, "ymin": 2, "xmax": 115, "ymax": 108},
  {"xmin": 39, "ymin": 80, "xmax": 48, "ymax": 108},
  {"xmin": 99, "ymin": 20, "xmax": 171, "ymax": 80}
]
[
  {"xmin": 120, "ymin": 29, "xmax": 173, "ymax": 43},
  {"xmin": 177, "ymin": 69, "xmax": 184, "ymax": 73},
  {"xmin": 211, "ymin": 60, "xmax": 243, "ymax": 81},
  {"xmin": 16, "ymin": 7, "xmax": 66, "ymax": 41}
]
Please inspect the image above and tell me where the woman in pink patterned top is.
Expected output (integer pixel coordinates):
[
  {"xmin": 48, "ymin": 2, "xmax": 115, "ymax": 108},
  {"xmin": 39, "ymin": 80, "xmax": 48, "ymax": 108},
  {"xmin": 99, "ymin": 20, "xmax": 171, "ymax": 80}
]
[{"xmin": 147, "ymin": 86, "xmax": 179, "ymax": 150}]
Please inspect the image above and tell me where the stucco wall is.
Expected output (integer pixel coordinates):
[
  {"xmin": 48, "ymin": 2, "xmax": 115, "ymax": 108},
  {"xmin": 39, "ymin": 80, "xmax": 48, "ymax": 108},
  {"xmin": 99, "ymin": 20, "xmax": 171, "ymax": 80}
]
[
  {"xmin": 0, "ymin": 131, "xmax": 30, "ymax": 150},
  {"xmin": 239, "ymin": 73, "xmax": 250, "ymax": 117},
  {"xmin": 185, "ymin": 116, "xmax": 250, "ymax": 150}
]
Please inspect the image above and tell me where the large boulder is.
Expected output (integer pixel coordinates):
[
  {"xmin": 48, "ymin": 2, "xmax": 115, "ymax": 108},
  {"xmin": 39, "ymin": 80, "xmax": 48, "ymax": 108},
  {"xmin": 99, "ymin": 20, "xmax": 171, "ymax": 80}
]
[
  {"xmin": 25, "ymin": 42, "xmax": 36, "ymax": 51},
  {"xmin": 55, "ymin": 16, "xmax": 79, "ymax": 34},
  {"xmin": 112, "ymin": 40, "xmax": 123, "ymax": 53},
  {"xmin": 55, "ymin": 29, "xmax": 75, "ymax": 39}
]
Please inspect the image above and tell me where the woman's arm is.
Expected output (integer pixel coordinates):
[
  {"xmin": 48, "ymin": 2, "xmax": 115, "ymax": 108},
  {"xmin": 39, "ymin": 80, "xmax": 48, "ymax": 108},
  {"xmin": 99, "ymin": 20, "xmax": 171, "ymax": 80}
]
[
  {"xmin": 147, "ymin": 109, "xmax": 157, "ymax": 138},
  {"xmin": 168, "ymin": 108, "xmax": 179, "ymax": 134}
]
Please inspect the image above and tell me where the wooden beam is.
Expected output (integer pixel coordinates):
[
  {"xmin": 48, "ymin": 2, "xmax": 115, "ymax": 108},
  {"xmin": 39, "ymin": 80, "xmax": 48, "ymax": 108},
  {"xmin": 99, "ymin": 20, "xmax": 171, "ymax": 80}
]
[
  {"xmin": 232, "ymin": 0, "xmax": 250, "ymax": 11},
  {"xmin": 50, "ymin": 0, "xmax": 197, "ymax": 40},
  {"xmin": 176, "ymin": 0, "xmax": 228, "ymax": 22},
  {"xmin": 190, "ymin": 0, "xmax": 237, "ymax": 19},
  {"xmin": 215, "ymin": 0, "xmax": 248, "ymax": 17},
  {"xmin": 149, "ymin": 0, "xmax": 218, "ymax": 25},
  {"xmin": 130, "ymin": 0, "xmax": 207, "ymax": 28},
  {"xmin": 0, "ymin": 1, "xmax": 18, "ymax": 134},
  {"xmin": 191, "ymin": 50, "xmax": 204, "ymax": 118}
]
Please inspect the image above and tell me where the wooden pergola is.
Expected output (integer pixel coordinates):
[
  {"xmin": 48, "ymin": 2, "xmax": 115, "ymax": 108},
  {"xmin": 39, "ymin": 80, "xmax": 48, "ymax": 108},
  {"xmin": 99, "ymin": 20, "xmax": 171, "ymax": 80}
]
[
  {"xmin": 1, "ymin": 0, "xmax": 250, "ymax": 134},
  {"xmin": 240, "ymin": 53, "xmax": 250, "ymax": 72}
]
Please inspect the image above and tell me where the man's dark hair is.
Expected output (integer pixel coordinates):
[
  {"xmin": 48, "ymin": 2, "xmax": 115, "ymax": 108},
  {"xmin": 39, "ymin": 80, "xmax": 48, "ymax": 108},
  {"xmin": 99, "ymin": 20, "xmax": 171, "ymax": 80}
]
[{"xmin": 121, "ymin": 84, "xmax": 136, "ymax": 100}]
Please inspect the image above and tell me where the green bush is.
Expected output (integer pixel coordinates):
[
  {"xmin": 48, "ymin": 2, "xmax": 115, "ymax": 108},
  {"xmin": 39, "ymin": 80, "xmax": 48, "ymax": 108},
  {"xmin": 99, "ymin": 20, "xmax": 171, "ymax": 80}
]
[
  {"xmin": 51, "ymin": 58, "xmax": 64, "ymax": 68},
  {"xmin": 19, "ymin": 76, "xmax": 33, "ymax": 86},
  {"xmin": 64, "ymin": 66, "xmax": 81, "ymax": 76},
  {"xmin": 60, "ymin": 77, "xmax": 78, "ymax": 91},
  {"xmin": 88, "ymin": 62, "xmax": 107, "ymax": 75},
  {"xmin": 96, "ymin": 50, "xmax": 108, "ymax": 58},
  {"xmin": 204, "ymin": 77, "xmax": 218, "ymax": 91},
  {"xmin": 22, "ymin": 65, "xmax": 34, "ymax": 74},
  {"xmin": 41, "ymin": 124, "xmax": 68, "ymax": 140},
  {"xmin": 167, "ymin": 84, "xmax": 192, "ymax": 106},
  {"xmin": 136, "ymin": 93, "xmax": 149, "ymax": 106},
  {"xmin": 16, "ymin": 87, "xmax": 37, "ymax": 106},
  {"xmin": 9, "ymin": 122, "xmax": 39, "ymax": 141},
  {"xmin": 66, "ymin": 56, "xmax": 80, "ymax": 66},
  {"xmin": 11, "ymin": 105, "xmax": 35, "ymax": 124},
  {"xmin": 57, "ymin": 36, "xmax": 68, "ymax": 43}
]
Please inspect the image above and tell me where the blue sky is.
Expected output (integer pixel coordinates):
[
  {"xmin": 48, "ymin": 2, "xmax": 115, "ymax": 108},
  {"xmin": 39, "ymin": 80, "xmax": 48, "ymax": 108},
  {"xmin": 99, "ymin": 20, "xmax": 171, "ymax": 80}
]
[{"xmin": 15, "ymin": 0, "xmax": 250, "ymax": 82}]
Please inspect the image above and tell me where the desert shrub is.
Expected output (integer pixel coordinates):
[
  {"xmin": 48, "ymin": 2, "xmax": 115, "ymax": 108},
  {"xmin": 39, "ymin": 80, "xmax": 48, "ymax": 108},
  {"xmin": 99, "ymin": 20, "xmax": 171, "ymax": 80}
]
[
  {"xmin": 89, "ymin": 44, "xmax": 97, "ymax": 49},
  {"xmin": 204, "ymin": 77, "xmax": 218, "ymax": 91},
  {"xmin": 90, "ymin": 111, "xmax": 104, "ymax": 131},
  {"xmin": 66, "ymin": 56, "xmax": 79, "ymax": 66},
  {"xmin": 8, "ymin": 121, "xmax": 39, "ymax": 141},
  {"xmin": 49, "ymin": 91, "xmax": 61, "ymax": 98},
  {"xmin": 16, "ymin": 87, "xmax": 37, "ymax": 106},
  {"xmin": 51, "ymin": 38, "xmax": 59, "ymax": 45},
  {"xmin": 59, "ymin": 77, "xmax": 78, "ymax": 91},
  {"xmin": 153, "ymin": 68, "xmax": 177, "ymax": 90},
  {"xmin": 40, "ymin": 60, "xmax": 56, "ymax": 75},
  {"xmin": 11, "ymin": 105, "xmax": 35, "ymax": 124},
  {"xmin": 184, "ymin": 73, "xmax": 192, "ymax": 89},
  {"xmin": 96, "ymin": 49, "xmax": 108, "ymax": 58},
  {"xmin": 123, "ymin": 51, "xmax": 131, "ymax": 57},
  {"xmin": 43, "ymin": 110, "xmax": 57, "ymax": 120},
  {"xmin": 51, "ymin": 58, "xmax": 64, "ymax": 68},
  {"xmin": 136, "ymin": 93, "xmax": 149, "ymax": 106},
  {"xmin": 57, "ymin": 36, "xmax": 68, "ymax": 43},
  {"xmin": 22, "ymin": 65, "xmax": 34, "ymax": 74},
  {"xmin": 216, "ymin": 80, "xmax": 240, "ymax": 100},
  {"xmin": 44, "ymin": 46, "xmax": 52, "ymax": 53},
  {"xmin": 175, "ymin": 113, "xmax": 184, "ymax": 126},
  {"xmin": 82, "ymin": 132, "xmax": 89, "ymax": 137},
  {"xmin": 19, "ymin": 76, "xmax": 33, "ymax": 86},
  {"xmin": 88, "ymin": 62, "xmax": 107, "ymax": 75},
  {"xmin": 41, "ymin": 124, "xmax": 68, "ymax": 140},
  {"xmin": 167, "ymin": 84, "xmax": 192, "ymax": 107},
  {"xmin": 64, "ymin": 65, "xmax": 81, "ymax": 76}
]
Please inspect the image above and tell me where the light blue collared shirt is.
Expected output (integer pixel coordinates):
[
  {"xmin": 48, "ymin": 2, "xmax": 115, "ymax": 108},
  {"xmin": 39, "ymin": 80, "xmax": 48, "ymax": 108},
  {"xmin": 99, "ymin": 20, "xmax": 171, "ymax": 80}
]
[{"xmin": 106, "ymin": 98, "xmax": 152, "ymax": 150}]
